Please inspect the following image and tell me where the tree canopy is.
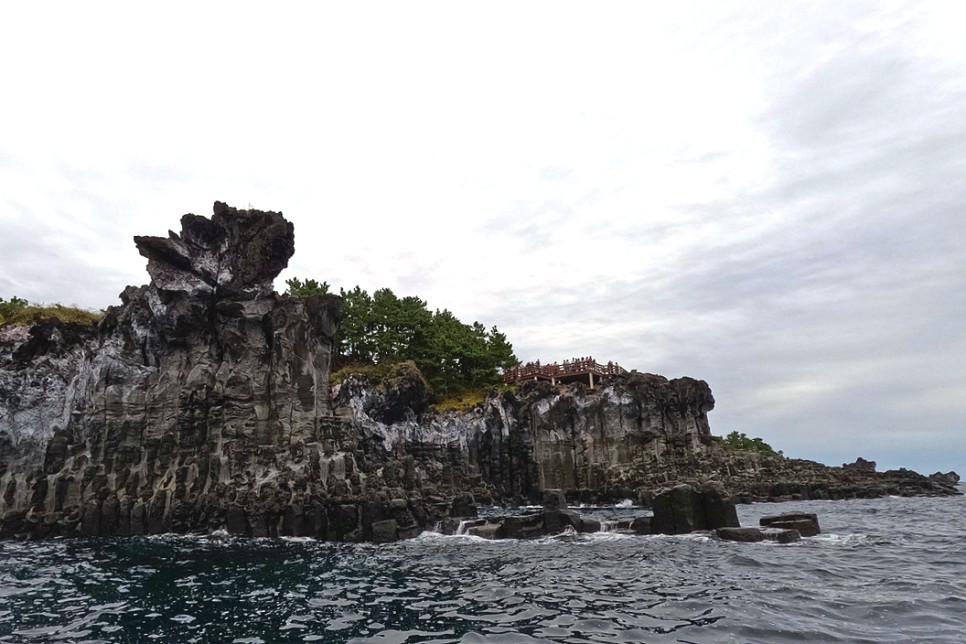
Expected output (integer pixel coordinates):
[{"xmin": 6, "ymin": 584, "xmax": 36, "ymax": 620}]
[
  {"xmin": 721, "ymin": 431, "xmax": 782, "ymax": 456},
  {"xmin": 284, "ymin": 278, "xmax": 518, "ymax": 394}
]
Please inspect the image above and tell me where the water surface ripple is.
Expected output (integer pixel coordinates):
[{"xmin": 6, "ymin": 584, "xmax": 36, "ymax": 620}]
[{"xmin": 2, "ymin": 494, "xmax": 964, "ymax": 642}]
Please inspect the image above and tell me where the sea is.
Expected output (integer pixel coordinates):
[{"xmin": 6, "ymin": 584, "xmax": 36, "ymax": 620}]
[{"xmin": 2, "ymin": 489, "xmax": 965, "ymax": 643}]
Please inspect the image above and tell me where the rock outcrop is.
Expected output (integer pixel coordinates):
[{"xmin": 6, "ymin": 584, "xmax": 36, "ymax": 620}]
[
  {"xmin": 1, "ymin": 202, "xmax": 960, "ymax": 541},
  {"xmin": 759, "ymin": 512, "xmax": 820, "ymax": 537},
  {"xmin": 650, "ymin": 484, "xmax": 739, "ymax": 534},
  {"xmin": 338, "ymin": 373, "xmax": 719, "ymax": 505},
  {"xmin": 337, "ymin": 367, "xmax": 960, "ymax": 507},
  {"xmin": 0, "ymin": 203, "xmax": 419, "ymax": 540}
]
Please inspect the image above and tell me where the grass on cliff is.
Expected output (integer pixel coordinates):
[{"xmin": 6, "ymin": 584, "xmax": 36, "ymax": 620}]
[
  {"xmin": 0, "ymin": 297, "xmax": 103, "ymax": 327},
  {"xmin": 330, "ymin": 361, "xmax": 397, "ymax": 385},
  {"xmin": 332, "ymin": 360, "xmax": 506, "ymax": 411},
  {"xmin": 434, "ymin": 388, "xmax": 489, "ymax": 412}
]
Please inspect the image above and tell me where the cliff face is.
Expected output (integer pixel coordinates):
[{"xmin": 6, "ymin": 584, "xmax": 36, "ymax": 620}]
[
  {"xmin": 0, "ymin": 204, "xmax": 353, "ymax": 538},
  {"xmin": 337, "ymin": 371, "xmax": 716, "ymax": 503}
]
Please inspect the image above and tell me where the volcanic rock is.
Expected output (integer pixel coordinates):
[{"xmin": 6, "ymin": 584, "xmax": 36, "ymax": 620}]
[
  {"xmin": 717, "ymin": 526, "xmax": 801, "ymax": 544},
  {"xmin": 651, "ymin": 484, "xmax": 740, "ymax": 534},
  {"xmin": 760, "ymin": 512, "xmax": 820, "ymax": 537}
]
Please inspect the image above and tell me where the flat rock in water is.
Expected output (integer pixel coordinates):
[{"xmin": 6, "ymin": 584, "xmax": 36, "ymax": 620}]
[
  {"xmin": 761, "ymin": 527, "xmax": 801, "ymax": 543},
  {"xmin": 717, "ymin": 526, "xmax": 801, "ymax": 543},
  {"xmin": 717, "ymin": 527, "xmax": 765, "ymax": 543},
  {"xmin": 498, "ymin": 513, "xmax": 546, "ymax": 539},
  {"xmin": 760, "ymin": 512, "xmax": 820, "ymax": 537},
  {"xmin": 466, "ymin": 523, "xmax": 501, "ymax": 539}
]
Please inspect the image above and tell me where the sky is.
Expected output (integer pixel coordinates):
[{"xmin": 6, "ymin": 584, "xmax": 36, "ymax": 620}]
[{"xmin": 2, "ymin": 1, "xmax": 964, "ymax": 474}]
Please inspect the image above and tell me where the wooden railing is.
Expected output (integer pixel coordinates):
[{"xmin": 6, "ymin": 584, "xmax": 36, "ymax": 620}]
[{"xmin": 503, "ymin": 357, "xmax": 627, "ymax": 383}]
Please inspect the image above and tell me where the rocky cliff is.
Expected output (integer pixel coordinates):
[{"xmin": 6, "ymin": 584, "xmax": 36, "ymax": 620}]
[
  {"xmin": 1, "ymin": 204, "xmax": 362, "ymax": 538},
  {"xmin": 338, "ymin": 371, "xmax": 960, "ymax": 506},
  {"xmin": 0, "ymin": 203, "xmax": 958, "ymax": 541},
  {"xmin": 337, "ymin": 370, "xmax": 717, "ymax": 504}
]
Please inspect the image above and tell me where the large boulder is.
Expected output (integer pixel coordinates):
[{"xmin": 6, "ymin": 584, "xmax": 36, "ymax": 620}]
[
  {"xmin": 759, "ymin": 512, "xmax": 820, "ymax": 537},
  {"xmin": 542, "ymin": 489, "xmax": 568, "ymax": 510},
  {"xmin": 652, "ymin": 484, "xmax": 740, "ymax": 534},
  {"xmin": 543, "ymin": 508, "xmax": 580, "ymax": 534},
  {"xmin": 498, "ymin": 513, "xmax": 546, "ymax": 539},
  {"xmin": 449, "ymin": 494, "xmax": 478, "ymax": 519}
]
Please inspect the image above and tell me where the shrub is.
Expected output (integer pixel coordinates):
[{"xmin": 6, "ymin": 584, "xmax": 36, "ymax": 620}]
[{"xmin": 720, "ymin": 431, "xmax": 782, "ymax": 456}]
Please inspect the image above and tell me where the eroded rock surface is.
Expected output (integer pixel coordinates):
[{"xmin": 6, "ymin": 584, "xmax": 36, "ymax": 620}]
[{"xmin": 0, "ymin": 204, "xmax": 359, "ymax": 538}]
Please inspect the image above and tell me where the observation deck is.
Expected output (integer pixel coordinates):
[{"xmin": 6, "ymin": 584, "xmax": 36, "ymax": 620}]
[{"xmin": 503, "ymin": 356, "xmax": 627, "ymax": 388}]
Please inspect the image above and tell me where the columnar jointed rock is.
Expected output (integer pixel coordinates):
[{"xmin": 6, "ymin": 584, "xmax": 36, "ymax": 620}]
[{"xmin": 0, "ymin": 203, "xmax": 357, "ymax": 538}]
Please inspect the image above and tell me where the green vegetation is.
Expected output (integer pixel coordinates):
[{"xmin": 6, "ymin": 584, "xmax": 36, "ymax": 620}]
[
  {"xmin": 285, "ymin": 277, "xmax": 330, "ymax": 297},
  {"xmin": 434, "ymin": 387, "xmax": 489, "ymax": 412},
  {"xmin": 286, "ymin": 277, "xmax": 519, "ymax": 396},
  {"xmin": 720, "ymin": 431, "xmax": 783, "ymax": 456},
  {"xmin": 0, "ymin": 296, "xmax": 102, "ymax": 327}
]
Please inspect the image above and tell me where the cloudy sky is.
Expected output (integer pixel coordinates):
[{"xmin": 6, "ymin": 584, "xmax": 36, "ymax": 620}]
[{"xmin": 2, "ymin": 1, "xmax": 964, "ymax": 473}]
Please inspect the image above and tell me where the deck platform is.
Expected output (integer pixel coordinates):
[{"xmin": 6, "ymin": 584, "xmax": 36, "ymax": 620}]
[{"xmin": 503, "ymin": 357, "xmax": 626, "ymax": 388}]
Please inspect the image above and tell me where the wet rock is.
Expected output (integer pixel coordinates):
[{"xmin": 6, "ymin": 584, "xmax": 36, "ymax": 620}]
[
  {"xmin": 651, "ymin": 484, "xmax": 739, "ymax": 534},
  {"xmin": 701, "ymin": 484, "xmax": 740, "ymax": 529},
  {"xmin": 760, "ymin": 512, "xmax": 820, "ymax": 537},
  {"xmin": 717, "ymin": 527, "xmax": 765, "ymax": 543},
  {"xmin": 718, "ymin": 526, "xmax": 801, "ymax": 544},
  {"xmin": 579, "ymin": 517, "xmax": 601, "ymax": 533},
  {"xmin": 498, "ymin": 513, "xmax": 545, "ymax": 539},
  {"xmin": 466, "ymin": 522, "xmax": 501, "ymax": 539},
  {"xmin": 761, "ymin": 527, "xmax": 801, "ymax": 543},
  {"xmin": 542, "ymin": 489, "xmax": 567, "ymax": 510},
  {"xmin": 371, "ymin": 519, "xmax": 398, "ymax": 543},
  {"xmin": 435, "ymin": 517, "xmax": 461, "ymax": 536},
  {"xmin": 543, "ymin": 508, "xmax": 580, "ymax": 534},
  {"xmin": 449, "ymin": 494, "xmax": 478, "ymax": 519},
  {"xmin": 630, "ymin": 516, "xmax": 652, "ymax": 535}
]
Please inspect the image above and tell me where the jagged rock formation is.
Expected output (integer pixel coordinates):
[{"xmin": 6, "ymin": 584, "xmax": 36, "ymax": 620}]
[
  {"xmin": 1, "ymin": 202, "xmax": 959, "ymax": 541},
  {"xmin": 0, "ymin": 203, "xmax": 416, "ymax": 539}
]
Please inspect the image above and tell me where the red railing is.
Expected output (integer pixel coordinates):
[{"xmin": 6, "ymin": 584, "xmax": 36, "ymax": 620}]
[{"xmin": 503, "ymin": 357, "xmax": 627, "ymax": 383}]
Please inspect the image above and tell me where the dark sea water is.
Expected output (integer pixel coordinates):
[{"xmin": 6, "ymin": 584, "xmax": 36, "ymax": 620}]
[{"xmin": 2, "ymin": 490, "xmax": 965, "ymax": 643}]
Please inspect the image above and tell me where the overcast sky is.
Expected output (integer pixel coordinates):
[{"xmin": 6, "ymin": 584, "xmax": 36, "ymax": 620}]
[{"xmin": 2, "ymin": 1, "xmax": 964, "ymax": 474}]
